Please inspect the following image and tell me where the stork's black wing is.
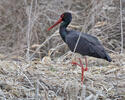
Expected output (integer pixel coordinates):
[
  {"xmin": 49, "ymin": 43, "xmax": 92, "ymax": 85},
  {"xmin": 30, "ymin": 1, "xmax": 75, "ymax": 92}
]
[{"xmin": 65, "ymin": 30, "xmax": 111, "ymax": 62}]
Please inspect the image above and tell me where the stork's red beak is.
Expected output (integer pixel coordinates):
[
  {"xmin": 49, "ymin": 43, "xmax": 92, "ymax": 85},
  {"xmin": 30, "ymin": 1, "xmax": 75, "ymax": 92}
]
[{"xmin": 48, "ymin": 18, "xmax": 62, "ymax": 31}]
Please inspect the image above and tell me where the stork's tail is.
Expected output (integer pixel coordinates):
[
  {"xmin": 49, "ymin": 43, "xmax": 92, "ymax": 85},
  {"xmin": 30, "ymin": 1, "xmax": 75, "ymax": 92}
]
[{"xmin": 105, "ymin": 53, "xmax": 112, "ymax": 62}]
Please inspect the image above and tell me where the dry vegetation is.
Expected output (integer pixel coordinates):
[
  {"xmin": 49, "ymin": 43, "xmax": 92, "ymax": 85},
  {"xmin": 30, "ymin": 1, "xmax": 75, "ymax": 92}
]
[{"xmin": 0, "ymin": 0, "xmax": 125, "ymax": 99}]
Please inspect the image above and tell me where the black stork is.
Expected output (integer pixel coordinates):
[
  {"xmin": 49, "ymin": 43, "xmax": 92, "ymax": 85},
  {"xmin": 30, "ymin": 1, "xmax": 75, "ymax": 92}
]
[{"xmin": 48, "ymin": 12, "xmax": 112, "ymax": 84}]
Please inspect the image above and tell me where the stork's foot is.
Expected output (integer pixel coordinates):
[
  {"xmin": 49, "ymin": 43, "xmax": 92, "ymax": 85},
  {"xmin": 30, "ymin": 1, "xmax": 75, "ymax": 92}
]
[
  {"xmin": 85, "ymin": 67, "xmax": 88, "ymax": 71},
  {"xmin": 71, "ymin": 61, "xmax": 79, "ymax": 65},
  {"xmin": 71, "ymin": 61, "xmax": 77, "ymax": 65}
]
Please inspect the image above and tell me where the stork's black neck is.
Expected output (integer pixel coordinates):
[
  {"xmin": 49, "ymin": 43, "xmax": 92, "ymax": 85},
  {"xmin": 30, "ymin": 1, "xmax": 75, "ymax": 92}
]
[{"xmin": 59, "ymin": 21, "xmax": 70, "ymax": 42}]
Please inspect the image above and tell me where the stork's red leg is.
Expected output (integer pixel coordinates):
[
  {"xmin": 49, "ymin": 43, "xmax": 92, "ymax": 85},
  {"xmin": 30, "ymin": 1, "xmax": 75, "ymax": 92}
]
[
  {"xmin": 85, "ymin": 57, "xmax": 88, "ymax": 71},
  {"xmin": 71, "ymin": 58, "xmax": 88, "ymax": 84},
  {"xmin": 78, "ymin": 58, "xmax": 84, "ymax": 84},
  {"xmin": 71, "ymin": 61, "xmax": 81, "ymax": 66},
  {"xmin": 81, "ymin": 64, "xmax": 84, "ymax": 84}
]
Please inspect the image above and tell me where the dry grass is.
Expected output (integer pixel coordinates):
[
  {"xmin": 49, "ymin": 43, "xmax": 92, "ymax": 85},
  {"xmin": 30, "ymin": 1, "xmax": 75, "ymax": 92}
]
[{"xmin": 0, "ymin": 53, "xmax": 124, "ymax": 99}]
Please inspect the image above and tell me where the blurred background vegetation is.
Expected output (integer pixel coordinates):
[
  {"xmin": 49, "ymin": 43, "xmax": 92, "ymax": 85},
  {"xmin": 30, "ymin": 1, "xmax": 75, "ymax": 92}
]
[{"xmin": 0, "ymin": 0, "xmax": 124, "ymax": 60}]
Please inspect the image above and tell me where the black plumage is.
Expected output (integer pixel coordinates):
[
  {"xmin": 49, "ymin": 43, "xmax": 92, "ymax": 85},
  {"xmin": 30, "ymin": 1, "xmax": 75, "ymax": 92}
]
[
  {"xmin": 65, "ymin": 30, "xmax": 111, "ymax": 62},
  {"xmin": 48, "ymin": 12, "xmax": 112, "ymax": 62}
]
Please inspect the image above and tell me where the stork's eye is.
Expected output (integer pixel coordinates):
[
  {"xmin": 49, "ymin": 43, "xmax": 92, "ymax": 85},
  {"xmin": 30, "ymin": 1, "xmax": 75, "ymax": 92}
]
[{"xmin": 61, "ymin": 14, "xmax": 64, "ymax": 18}]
